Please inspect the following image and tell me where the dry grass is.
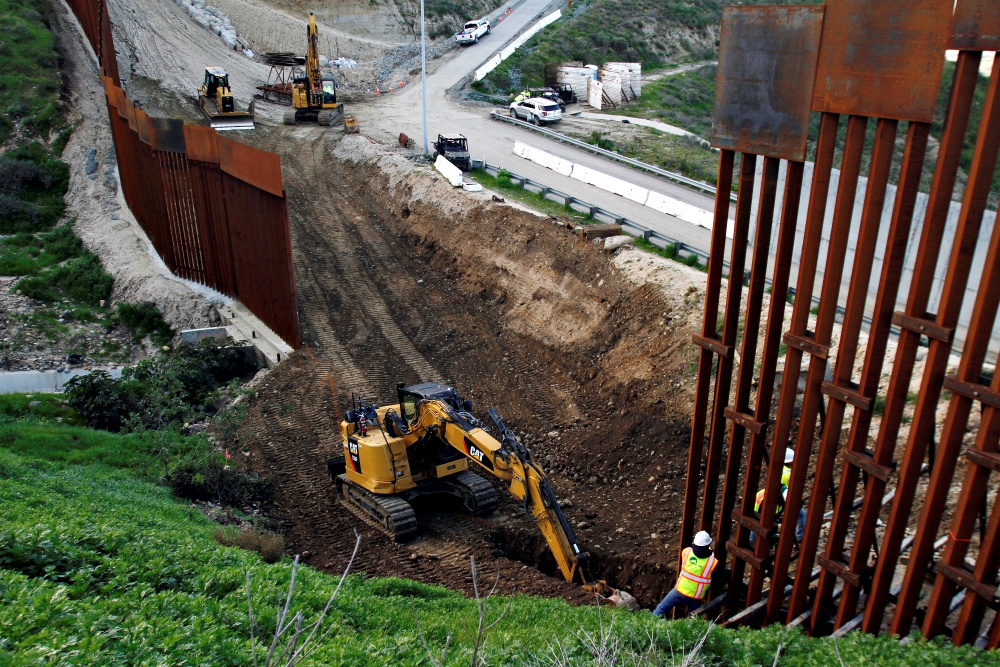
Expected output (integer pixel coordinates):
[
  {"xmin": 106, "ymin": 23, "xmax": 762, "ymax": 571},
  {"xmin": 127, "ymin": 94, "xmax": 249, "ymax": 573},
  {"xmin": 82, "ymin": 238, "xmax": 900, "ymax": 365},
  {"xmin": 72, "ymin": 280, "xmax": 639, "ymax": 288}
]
[{"xmin": 214, "ymin": 524, "xmax": 286, "ymax": 564}]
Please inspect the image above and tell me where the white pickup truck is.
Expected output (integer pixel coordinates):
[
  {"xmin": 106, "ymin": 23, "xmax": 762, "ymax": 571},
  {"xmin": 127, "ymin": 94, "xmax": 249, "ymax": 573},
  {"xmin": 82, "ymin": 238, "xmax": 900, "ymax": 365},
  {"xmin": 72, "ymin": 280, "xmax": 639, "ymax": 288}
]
[{"xmin": 455, "ymin": 18, "xmax": 490, "ymax": 45}]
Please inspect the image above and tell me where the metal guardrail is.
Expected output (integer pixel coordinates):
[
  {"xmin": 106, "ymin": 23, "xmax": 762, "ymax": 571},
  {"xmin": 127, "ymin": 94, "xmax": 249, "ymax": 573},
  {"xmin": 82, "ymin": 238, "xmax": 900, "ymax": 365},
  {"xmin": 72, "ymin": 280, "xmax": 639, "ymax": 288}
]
[
  {"xmin": 480, "ymin": 161, "xmax": 717, "ymax": 268},
  {"xmin": 489, "ymin": 110, "xmax": 737, "ymax": 201}
]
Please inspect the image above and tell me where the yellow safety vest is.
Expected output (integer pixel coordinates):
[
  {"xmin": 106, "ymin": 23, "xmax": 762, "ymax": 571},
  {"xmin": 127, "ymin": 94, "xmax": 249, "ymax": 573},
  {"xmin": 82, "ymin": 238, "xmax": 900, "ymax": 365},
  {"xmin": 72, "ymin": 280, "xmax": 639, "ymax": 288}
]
[
  {"xmin": 675, "ymin": 547, "xmax": 717, "ymax": 599},
  {"xmin": 782, "ymin": 465, "xmax": 791, "ymax": 486}
]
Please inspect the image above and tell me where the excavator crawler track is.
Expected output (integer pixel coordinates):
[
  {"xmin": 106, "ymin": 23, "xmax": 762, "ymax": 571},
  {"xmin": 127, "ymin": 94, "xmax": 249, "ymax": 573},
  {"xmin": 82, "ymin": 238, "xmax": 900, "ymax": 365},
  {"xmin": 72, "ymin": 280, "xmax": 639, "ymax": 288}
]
[
  {"xmin": 441, "ymin": 470, "xmax": 499, "ymax": 516},
  {"xmin": 335, "ymin": 474, "xmax": 418, "ymax": 541}
]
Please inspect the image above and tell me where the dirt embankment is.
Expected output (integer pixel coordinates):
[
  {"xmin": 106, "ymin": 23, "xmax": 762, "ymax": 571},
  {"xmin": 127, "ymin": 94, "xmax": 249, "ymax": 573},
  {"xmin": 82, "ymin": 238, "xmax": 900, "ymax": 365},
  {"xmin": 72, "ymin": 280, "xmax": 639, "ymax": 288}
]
[{"xmin": 238, "ymin": 132, "xmax": 702, "ymax": 607}]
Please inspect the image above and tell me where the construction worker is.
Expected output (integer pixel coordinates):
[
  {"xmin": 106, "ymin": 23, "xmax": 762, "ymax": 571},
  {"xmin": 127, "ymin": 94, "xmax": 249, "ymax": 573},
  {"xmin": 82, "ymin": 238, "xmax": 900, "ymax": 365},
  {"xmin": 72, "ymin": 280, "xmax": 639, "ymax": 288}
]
[
  {"xmin": 782, "ymin": 448, "xmax": 793, "ymax": 486},
  {"xmin": 653, "ymin": 531, "xmax": 718, "ymax": 617},
  {"xmin": 750, "ymin": 487, "xmax": 805, "ymax": 544}
]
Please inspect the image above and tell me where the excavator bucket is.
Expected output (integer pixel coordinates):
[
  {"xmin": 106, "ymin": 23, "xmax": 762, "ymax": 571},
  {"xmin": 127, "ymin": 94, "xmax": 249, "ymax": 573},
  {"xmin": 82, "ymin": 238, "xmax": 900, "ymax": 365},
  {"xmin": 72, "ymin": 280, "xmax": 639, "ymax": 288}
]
[
  {"xmin": 344, "ymin": 114, "xmax": 359, "ymax": 134},
  {"xmin": 588, "ymin": 580, "xmax": 640, "ymax": 609}
]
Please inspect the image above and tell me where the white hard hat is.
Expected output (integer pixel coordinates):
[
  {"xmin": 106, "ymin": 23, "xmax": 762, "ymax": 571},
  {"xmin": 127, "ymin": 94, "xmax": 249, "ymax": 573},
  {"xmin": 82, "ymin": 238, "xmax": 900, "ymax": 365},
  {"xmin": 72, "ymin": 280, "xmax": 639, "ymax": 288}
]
[
  {"xmin": 784, "ymin": 449, "xmax": 795, "ymax": 464},
  {"xmin": 782, "ymin": 488, "xmax": 788, "ymax": 503},
  {"xmin": 693, "ymin": 530, "xmax": 712, "ymax": 547}
]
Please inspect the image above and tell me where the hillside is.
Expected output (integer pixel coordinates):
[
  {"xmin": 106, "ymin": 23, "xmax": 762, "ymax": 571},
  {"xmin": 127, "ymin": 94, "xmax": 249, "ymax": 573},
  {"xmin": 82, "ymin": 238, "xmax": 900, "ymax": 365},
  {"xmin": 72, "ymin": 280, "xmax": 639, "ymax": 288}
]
[{"xmin": 2, "ymin": 404, "xmax": 996, "ymax": 665}]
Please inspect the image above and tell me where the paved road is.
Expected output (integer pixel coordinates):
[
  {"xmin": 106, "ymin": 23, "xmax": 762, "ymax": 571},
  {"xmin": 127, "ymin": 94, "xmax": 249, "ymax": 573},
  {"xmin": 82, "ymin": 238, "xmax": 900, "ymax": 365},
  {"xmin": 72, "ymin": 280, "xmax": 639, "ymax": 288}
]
[{"xmin": 353, "ymin": 1, "xmax": 718, "ymax": 253}]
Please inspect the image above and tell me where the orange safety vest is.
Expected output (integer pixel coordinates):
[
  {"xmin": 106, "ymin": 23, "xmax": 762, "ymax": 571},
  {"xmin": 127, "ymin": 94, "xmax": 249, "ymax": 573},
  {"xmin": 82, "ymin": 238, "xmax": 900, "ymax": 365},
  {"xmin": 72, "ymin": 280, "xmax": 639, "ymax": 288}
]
[
  {"xmin": 675, "ymin": 547, "xmax": 717, "ymax": 599},
  {"xmin": 755, "ymin": 486, "xmax": 787, "ymax": 514}
]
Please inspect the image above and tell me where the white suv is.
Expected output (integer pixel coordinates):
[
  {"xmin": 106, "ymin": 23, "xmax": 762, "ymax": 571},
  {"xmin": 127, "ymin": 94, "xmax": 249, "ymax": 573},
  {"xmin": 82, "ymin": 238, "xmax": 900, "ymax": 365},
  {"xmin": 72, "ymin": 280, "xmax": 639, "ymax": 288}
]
[
  {"xmin": 509, "ymin": 98, "xmax": 563, "ymax": 125},
  {"xmin": 455, "ymin": 19, "xmax": 490, "ymax": 45}
]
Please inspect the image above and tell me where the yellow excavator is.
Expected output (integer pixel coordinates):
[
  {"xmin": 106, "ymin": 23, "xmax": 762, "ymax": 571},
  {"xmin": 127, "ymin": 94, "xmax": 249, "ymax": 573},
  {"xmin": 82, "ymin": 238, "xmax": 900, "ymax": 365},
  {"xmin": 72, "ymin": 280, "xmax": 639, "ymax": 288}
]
[
  {"xmin": 198, "ymin": 67, "xmax": 255, "ymax": 130},
  {"xmin": 283, "ymin": 13, "xmax": 344, "ymax": 126},
  {"xmin": 328, "ymin": 381, "xmax": 637, "ymax": 607}
]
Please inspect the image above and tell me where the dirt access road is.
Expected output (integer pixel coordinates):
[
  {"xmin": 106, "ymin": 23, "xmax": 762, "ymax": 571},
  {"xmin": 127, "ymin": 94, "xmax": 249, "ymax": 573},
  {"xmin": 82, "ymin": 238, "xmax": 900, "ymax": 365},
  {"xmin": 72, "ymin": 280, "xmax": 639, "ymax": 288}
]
[{"xmin": 353, "ymin": 2, "xmax": 720, "ymax": 254}]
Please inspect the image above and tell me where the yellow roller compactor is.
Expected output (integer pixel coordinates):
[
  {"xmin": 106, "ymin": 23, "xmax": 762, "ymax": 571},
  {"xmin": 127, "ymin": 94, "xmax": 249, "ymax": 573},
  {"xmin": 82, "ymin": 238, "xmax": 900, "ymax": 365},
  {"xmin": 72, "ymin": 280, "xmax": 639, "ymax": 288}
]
[
  {"xmin": 283, "ymin": 13, "xmax": 344, "ymax": 126},
  {"xmin": 328, "ymin": 382, "xmax": 637, "ymax": 607},
  {"xmin": 198, "ymin": 67, "xmax": 255, "ymax": 130}
]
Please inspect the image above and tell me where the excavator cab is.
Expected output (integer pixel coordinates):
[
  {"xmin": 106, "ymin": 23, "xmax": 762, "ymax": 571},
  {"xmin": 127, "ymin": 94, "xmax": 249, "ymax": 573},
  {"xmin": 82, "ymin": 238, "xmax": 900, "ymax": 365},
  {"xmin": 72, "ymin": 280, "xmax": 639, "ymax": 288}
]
[
  {"xmin": 203, "ymin": 68, "xmax": 229, "ymax": 96},
  {"xmin": 397, "ymin": 382, "xmax": 471, "ymax": 425},
  {"xmin": 321, "ymin": 78, "xmax": 337, "ymax": 106}
]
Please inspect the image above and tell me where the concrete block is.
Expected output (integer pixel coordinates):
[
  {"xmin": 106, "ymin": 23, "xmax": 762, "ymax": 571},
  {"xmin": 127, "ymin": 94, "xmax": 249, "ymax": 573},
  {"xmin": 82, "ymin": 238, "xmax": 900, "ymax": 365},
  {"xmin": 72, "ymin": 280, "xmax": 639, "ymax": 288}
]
[
  {"xmin": 181, "ymin": 327, "xmax": 229, "ymax": 345},
  {"xmin": 434, "ymin": 155, "xmax": 464, "ymax": 186}
]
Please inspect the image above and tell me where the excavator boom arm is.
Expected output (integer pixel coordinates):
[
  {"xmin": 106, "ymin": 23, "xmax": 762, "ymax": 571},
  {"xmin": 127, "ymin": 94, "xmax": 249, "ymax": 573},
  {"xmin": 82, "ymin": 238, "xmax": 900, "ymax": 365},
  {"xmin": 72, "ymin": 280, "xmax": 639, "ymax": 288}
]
[
  {"xmin": 306, "ymin": 13, "xmax": 321, "ymax": 89},
  {"xmin": 414, "ymin": 401, "xmax": 584, "ymax": 583}
]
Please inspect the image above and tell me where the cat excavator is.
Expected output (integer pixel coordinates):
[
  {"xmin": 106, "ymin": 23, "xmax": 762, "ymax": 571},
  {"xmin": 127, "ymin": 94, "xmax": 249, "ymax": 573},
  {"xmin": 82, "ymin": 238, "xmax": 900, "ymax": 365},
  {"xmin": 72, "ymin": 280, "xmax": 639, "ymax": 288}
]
[
  {"xmin": 283, "ymin": 13, "xmax": 344, "ymax": 126},
  {"xmin": 328, "ymin": 381, "xmax": 637, "ymax": 607}
]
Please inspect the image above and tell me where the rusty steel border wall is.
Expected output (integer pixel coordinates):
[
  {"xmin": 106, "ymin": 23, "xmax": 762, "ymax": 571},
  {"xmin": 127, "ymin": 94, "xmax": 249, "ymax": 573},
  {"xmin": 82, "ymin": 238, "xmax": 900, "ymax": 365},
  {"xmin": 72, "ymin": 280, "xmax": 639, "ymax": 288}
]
[
  {"xmin": 64, "ymin": 0, "xmax": 300, "ymax": 349},
  {"xmin": 681, "ymin": 0, "xmax": 1000, "ymax": 647}
]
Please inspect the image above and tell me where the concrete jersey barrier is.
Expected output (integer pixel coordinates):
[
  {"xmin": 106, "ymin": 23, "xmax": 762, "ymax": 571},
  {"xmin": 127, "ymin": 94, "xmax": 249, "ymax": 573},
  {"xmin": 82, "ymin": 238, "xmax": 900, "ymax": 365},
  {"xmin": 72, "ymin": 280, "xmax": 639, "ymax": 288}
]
[{"xmin": 512, "ymin": 141, "xmax": 731, "ymax": 236}]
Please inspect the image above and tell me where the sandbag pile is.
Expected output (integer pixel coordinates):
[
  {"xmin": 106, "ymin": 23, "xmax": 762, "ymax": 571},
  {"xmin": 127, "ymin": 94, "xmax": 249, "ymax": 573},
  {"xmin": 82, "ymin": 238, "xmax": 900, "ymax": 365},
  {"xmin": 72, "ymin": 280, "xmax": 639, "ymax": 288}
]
[{"xmin": 173, "ymin": 0, "xmax": 243, "ymax": 50}]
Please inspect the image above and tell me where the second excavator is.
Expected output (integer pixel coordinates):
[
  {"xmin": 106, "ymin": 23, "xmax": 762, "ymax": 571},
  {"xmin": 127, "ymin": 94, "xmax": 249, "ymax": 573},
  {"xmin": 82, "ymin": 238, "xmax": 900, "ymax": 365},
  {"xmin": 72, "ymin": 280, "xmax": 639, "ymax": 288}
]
[
  {"xmin": 328, "ymin": 381, "xmax": 637, "ymax": 607},
  {"xmin": 283, "ymin": 13, "xmax": 344, "ymax": 126}
]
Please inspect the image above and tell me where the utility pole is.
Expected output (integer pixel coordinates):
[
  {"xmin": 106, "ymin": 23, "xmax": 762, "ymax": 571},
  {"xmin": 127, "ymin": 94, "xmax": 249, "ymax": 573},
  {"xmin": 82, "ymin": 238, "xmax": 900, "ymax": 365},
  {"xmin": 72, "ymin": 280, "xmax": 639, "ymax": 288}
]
[{"xmin": 420, "ymin": 0, "xmax": 429, "ymax": 156}]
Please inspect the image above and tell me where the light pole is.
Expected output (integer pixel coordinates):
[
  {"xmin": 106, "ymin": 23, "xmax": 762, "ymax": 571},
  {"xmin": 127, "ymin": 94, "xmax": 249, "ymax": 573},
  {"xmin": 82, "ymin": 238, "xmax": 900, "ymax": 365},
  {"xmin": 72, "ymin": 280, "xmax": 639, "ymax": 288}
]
[{"xmin": 420, "ymin": 0, "xmax": 429, "ymax": 156}]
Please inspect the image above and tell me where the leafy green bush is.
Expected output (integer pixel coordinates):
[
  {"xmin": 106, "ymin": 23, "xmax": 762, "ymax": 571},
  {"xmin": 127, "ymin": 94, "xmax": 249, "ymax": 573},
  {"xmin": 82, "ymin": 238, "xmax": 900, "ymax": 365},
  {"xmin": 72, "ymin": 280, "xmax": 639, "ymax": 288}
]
[
  {"xmin": 165, "ymin": 458, "xmax": 270, "ymax": 505},
  {"xmin": 0, "ymin": 142, "xmax": 69, "ymax": 233},
  {"xmin": 16, "ymin": 251, "xmax": 114, "ymax": 306},
  {"xmin": 114, "ymin": 301, "xmax": 175, "ymax": 346},
  {"xmin": 64, "ymin": 343, "xmax": 254, "ymax": 433},
  {"xmin": 0, "ymin": 224, "xmax": 85, "ymax": 276}
]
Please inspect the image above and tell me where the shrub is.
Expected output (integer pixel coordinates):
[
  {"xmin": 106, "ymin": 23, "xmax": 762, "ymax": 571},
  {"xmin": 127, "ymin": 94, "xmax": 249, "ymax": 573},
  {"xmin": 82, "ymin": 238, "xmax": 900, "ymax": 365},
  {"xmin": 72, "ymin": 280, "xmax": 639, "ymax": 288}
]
[
  {"xmin": 114, "ymin": 301, "xmax": 175, "ymax": 346},
  {"xmin": 16, "ymin": 252, "xmax": 114, "ymax": 306},
  {"xmin": 64, "ymin": 343, "xmax": 254, "ymax": 433},
  {"xmin": 0, "ymin": 142, "xmax": 69, "ymax": 233},
  {"xmin": 166, "ymin": 458, "xmax": 270, "ymax": 505}
]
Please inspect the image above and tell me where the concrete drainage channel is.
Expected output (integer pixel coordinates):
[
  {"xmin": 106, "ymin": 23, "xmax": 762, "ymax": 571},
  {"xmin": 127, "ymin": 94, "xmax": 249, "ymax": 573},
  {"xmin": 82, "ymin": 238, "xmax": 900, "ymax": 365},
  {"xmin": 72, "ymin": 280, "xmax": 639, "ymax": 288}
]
[{"xmin": 0, "ymin": 367, "xmax": 124, "ymax": 394}]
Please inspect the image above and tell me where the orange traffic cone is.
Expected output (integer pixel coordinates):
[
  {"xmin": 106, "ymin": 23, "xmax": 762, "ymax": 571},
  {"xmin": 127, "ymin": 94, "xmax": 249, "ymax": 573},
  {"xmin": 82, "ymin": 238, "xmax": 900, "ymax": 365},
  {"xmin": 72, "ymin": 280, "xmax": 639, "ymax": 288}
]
[
  {"xmin": 376, "ymin": 88, "xmax": 381, "ymax": 94},
  {"xmin": 400, "ymin": 80, "xmax": 405, "ymax": 87},
  {"xmin": 389, "ymin": 85, "xmax": 393, "ymax": 92}
]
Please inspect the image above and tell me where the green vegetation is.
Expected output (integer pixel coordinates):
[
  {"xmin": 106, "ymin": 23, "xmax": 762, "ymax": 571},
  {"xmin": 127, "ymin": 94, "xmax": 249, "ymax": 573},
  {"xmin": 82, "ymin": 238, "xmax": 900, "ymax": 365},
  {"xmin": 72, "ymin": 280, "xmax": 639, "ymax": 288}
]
[
  {"xmin": 633, "ymin": 236, "xmax": 706, "ymax": 272},
  {"xmin": 605, "ymin": 66, "xmax": 718, "ymax": 139},
  {"xmin": 481, "ymin": 0, "xmax": 722, "ymax": 95},
  {"xmin": 471, "ymin": 167, "xmax": 592, "ymax": 222},
  {"xmin": 0, "ymin": 0, "xmax": 64, "ymax": 146},
  {"xmin": 0, "ymin": 141, "xmax": 70, "ymax": 234},
  {"xmin": 113, "ymin": 300, "xmax": 176, "ymax": 347},
  {"xmin": 2, "ymin": 422, "xmax": 997, "ymax": 665},
  {"xmin": 15, "ymin": 251, "xmax": 114, "ymax": 307},
  {"xmin": 65, "ymin": 342, "xmax": 253, "ymax": 433},
  {"xmin": 575, "ymin": 124, "xmax": 719, "ymax": 186}
]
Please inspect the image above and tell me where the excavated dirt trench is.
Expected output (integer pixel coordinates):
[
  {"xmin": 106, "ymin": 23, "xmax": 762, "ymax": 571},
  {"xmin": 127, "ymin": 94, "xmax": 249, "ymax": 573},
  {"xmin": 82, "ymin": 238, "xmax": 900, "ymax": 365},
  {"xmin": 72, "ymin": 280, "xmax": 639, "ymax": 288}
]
[{"xmin": 237, "ymin": 130, "xmax": 701, "ymax": 608}]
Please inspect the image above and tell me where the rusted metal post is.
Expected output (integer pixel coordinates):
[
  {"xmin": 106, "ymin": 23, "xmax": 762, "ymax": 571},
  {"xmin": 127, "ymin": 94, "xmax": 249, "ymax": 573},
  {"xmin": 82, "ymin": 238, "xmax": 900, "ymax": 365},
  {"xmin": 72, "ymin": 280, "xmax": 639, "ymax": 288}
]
[
  {"xmin": 762, "ymin": 112, "xmax": 840, "ymax": 624},
  {"xmin": 698, "ymin": 154, "xmax": 757, "ymax": 535},
  {"xmin": 809, "ymin": 117, "xmax": 901, "ymax": 634},
  {"xmin": 715, "ymin": 156, "xmax": 781, "ymax": 599},
  {"xmin": 915, "ymin": 55, "xmax": 1000, "ymax": 641},
  {"xmin": 783, "ymin": 114, "xmax": 869, "ymax": 622},
  {"xmin": 680, "ymin": 150, "xmax": 735, "ymax": 551},
  {"xmin": 729, "ymin": 160, "xmax": 805, "ymax": 610},
  {"xmin": 828, "ymin": 120, "xmax": 929, "ymax": 630},
  {"xmin": 859, "ymin": 49, "xmax": 984, "ymax": 635}
]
